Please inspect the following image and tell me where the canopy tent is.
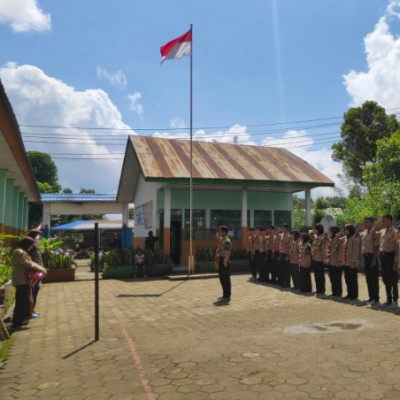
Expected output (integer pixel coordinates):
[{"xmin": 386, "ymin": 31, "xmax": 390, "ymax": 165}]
[{"xmin": 51, "ymin": 219, "xmax": 134, "ymax": 231}]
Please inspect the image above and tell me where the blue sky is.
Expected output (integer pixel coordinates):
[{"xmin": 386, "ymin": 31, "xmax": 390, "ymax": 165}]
[{"xmin": 1, "ymin": 0, "xmax": 400, "ymax": 198}]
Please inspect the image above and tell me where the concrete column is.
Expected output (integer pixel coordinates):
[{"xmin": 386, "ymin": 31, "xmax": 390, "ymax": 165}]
[
  {"xmin": 163, "ymin": 185, "xmax": 171, "ymax": 255},
  {"xmin": 42, "ymin": 203, "xmax": 51, "ymax": 238},
  {"xmin": 13, "ymin": 187, "xmax": 20, "ymax": 230},
  {"xmin": 4, "ymin": 179, "xmax": 14, "ymax": 228},
  {"xmin": 305, "ymin": 189, "xmax": 312, "ymax": 226},
  {"xmin": 18, "ymin": 192, "xmax": 24, "ymax": 229},
  {"xmin": 241, "ymin": 187, "xmax": 248, "ymax": 248},
  {"xmin": 121, "ymin": 203, "xmax": 129, "ymax": 226},
  {"xmin": 23, "ymin": 197, "xmax": 29, "ymax": 230},
  {"xmin": 121, "ymin": 203, "xmax": 133, "ymax": 248},
  {"xmin": 0, "ymin": 170, "xmax": 7, "ymax": 230}
]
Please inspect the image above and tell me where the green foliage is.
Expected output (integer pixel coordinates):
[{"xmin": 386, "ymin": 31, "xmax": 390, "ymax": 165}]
[
  {"xmin": 45, "ymin": 253, "xmax": 74, "ymax": 270},
  {"xmin": 0, "ymin": 234, "xmax": 18, "ymax": 285},
  {"xmin": 104, "ymin": 248, "xmax": 134, "ymax": 267},
  {"xmin": 39, "ymin": 237, "xmax": 64, "ymax": 269},
  {"xmin": 332, "ymin": 196, "xmax": 375, "ymax": 227},
  {"xmin": 312, "ymin": 209, "xmax": 326, "ymax": 226},
  {"xmin": 332, "ymin": 101, "xmax": 399, "ymax": 184},
  {"xmin": 27, "ymin": 151, "xmax": 61, "ymax": 189}
]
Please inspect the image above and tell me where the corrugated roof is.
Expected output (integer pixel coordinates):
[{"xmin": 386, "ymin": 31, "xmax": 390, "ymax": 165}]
[
  {"xmin": 41, "ymin": 193, "xmax": 117, "ymax": 203},
  {"xmin": 129, "ymin": 136, "xmax": 334, "ymax": 185}
]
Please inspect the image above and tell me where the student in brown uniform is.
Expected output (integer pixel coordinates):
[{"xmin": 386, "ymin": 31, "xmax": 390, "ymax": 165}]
[
  {"xmin": 342, "ymin": 224, "xmax": 360, "ymax": 301},
  {"xmin": 247, "ymin": 228, "xmax": 257, "ymax": 280},
  {"xmin": 289, "ymin": 230, "xmax": 301, "ymax": 291},
  {"xmin": 311, "ymin": 223, "xmax": 328, "ymax": 295},
  {"xmin": 372, "ymin": 214, "xmax": 398, "ymax": 307},
  {"xmin": 325, "ymin": 226, "xmax": 343, "ymax": 297},
  {"xmin": 273, "ymin": 227, "xmax": 282, "ymax": 285},
  {"xmin": 299, "ymin": 232, "xmax": 312, "ymax": 293},
  {"xmin": 257, "ymin": 227, "xmax": 268, "ymax": 282},
  {"xmin": 216, "ymin": 225, "xmax": 232, "ymax": 302},
  {"xmin": 279, "ymin": 224, "xmax": 291, "ymax": 288},
  {"xmin": 265, "ymin": 226, "xmax": 275, "ymax": 283},
  {"xmin": 356, "ymin": 217, "xmax": 380, "ymax": 303}
]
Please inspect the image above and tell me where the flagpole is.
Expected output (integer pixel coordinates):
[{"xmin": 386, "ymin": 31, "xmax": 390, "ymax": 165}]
[{"xmin": 189, "ymin": 23, "xmax": 194, "ymax": 274}]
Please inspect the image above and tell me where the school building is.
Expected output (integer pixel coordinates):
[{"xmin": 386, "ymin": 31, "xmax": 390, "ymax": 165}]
[
  {"xmin": 0, "ymin": 79, "xmax": 40, "ymax": 235},
  {"xmin": 117, "ymin": 136, "xmax": 334, "ymax": 265}
]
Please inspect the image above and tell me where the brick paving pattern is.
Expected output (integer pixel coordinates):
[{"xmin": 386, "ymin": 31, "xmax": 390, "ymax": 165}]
[{"xmin": 1, "ymin": 269, "xmax": 400, "ymax": 399}]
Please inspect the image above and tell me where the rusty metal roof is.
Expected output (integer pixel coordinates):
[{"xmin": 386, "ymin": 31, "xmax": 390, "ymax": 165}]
[
  {"xmin": 117, "ymin": 135, "xmax": 335, "ymax": 202},
  {"xmin": 128, "ymin": 135, "xmax": 334, "ymax": 185}
]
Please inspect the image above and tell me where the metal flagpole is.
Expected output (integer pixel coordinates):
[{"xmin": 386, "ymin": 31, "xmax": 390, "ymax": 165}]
[{"xmin": 189, "ymin": 23, "xmax": 194, "ymax": 274}]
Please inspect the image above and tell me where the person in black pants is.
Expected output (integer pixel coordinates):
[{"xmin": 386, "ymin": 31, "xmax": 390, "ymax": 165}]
[
  {"xmin": 356, "ymin": 217, "xmax": 379, "ymax": 303},
  {"xmin": 299, "ymin": 233, "xmax": 312, "ymax": 293},
  {"xmin": 311, "ymin": 224, "xmax": 327, "ymax": 295},
  {"xmin": 216, "ymin": 225, "xmax": 232, "ymax": 302},
  {"xmin": 342, "ymin": 224, "xmax": 359, "ymax": 300},
  {"xmin": 372, "ymin": 215, "xmax": 398, "ymax": 307}
]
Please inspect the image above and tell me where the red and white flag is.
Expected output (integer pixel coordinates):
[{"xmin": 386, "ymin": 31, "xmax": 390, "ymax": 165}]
[{"xmin": 160, "ymin": 29, "xmax": 192, "ymax": 63}]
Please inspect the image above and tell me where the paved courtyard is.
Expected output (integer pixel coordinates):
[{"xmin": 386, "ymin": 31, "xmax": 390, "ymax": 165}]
[{"xmin": 1, "ymin": 268, "xmax": 400, "ymax": 399}]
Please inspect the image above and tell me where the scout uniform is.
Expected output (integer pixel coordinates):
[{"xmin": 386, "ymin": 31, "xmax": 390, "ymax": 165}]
[
  {"xmin": 218, "ymin": 233, "xmax": 232, "ymax": 300},
  {"xmin": 247, "ymin": 230, "xmax": 257, "ymax": 279},
  {"xmin": 273, "ymin": 232, "xmax": 282, "ymax": 285},
  {"xmin": 257, "ymin": 229, "xmax": 268, "ymax": 282},
  {"xmin": 279, "ymin": 231, "xmax": 291, "ymax": 288},
  {"xmin": 311, "ymin": 234, "xmax": 328, "ymax": 294},
  {"xmin": 359, "ymin": 228, "xmax": 379, "ymax": 302},
  {"xmin": 342, "ymin": 235, "xmax": 360, "ymax": 300},
  {"xmin": 298, "ymin": 240, "xmax": 312, "ymax": 293},
  {"xmin": 289, "ymin": 237, "xmax": 301, "ymax": 290},
  {"xmin": 376, "ymin": 226, "xmax": 397, "ymax": 305},
  {"xmin": 326, "ymin": 235, "xmax": 343, "ymax": 297}
]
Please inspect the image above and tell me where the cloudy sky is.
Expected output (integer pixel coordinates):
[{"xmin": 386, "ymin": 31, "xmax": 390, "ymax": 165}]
[{"xmin": 1, "ymin": 0, "xmax": 400, "ymax": 198}]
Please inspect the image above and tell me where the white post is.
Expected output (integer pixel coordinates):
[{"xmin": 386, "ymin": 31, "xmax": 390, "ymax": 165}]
[
  {"xmin": 121, "ymin": 203, "xmax": 129, "ymax": 226},
  {"xmin": 241, "ymin": 187, "xmax": 247, "ymax": 229},
  {"xmin": 164, "ymin": 185, "xmax": 171, "ymax": 230}
]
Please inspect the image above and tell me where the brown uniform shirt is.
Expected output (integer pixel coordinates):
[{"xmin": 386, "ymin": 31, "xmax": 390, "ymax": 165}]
[
  {"xmin": 311, "ymin": 235, "xmax": 327, "ymax": 262},
  {"xmin": 342, "ymin": 236, "xmax": 360, "ymax": 267},
  {"xmin": 289, "ymin": 239, "xmax": 300, "ymax": 264},
  {"xmin": 279, "ymin": 232, "xmax": 290, "ymax": 254},
  {"xmin": 359, "ymin": 229, "xmax": 379, "ymax": 255},
  {"xmin": 377, "ymin": 226, "xmax": 396, "ymax": 252},
  {"xmin": 299, "ymin": 242, "xmax": 312, "ymax": 268},
  {"xmin": 327, "ymin": 236, "xmax": 343, "ymax": 267}
]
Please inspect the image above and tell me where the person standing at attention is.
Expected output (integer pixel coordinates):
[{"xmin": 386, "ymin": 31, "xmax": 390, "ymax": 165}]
[
  {"xmin": 372, "ymin": 215, "xmax": 398, "ymax": 307},
  {"xmin": 356, "ymin": 217, "xmax": 380, "ymax": 304},
  {"xmin": 216, "ymin": 225, "xmax": 231, "ymax": 302}
]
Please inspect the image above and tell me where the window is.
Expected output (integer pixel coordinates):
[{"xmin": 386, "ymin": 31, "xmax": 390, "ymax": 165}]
[
  {"xmin": 184, "ymin": 209, "xmax": 205, "ymax": 240},
  {"xmin": 210, "ymin": 210, "xmax": 241, "ymax": 240},
  {"xmin": 171, "ymin": 209, "xmax": 182, "ymax": 222},
  {"xmin": 254, "ymin": 210, "xmax": 272, "ymax": 228},
  {"xmin": 274, "ymin": 210, "xmax": 292, "ymax": 227}
]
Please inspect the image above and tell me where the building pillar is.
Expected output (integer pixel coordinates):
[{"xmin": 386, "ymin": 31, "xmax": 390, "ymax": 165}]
[
  {"xmin": 0, "ymin": 170, "xmax": 7, "ymax": 233},
  {"xmin": 4, "ymin": 179, "xmax": 14, "ymax": 231},
  {"xmin": 241, "ymin": 187, "xmax": 248, "ymax": 248},
  {"xmin": 42, "ymin": 203, "xmax": 51, "ymax": 238},
  {"xmin": 305, "ymin": 189, "xmax": 312, "ymax": 226},
  {"xmin": 13, "ymin": 187, "xmax": 20, "ymax": 232},
  {"xmin": 121, "ymin": 203, "xmax": 133, "ymax": 248},
  {"xmin": 23, "ymin": 197, "xmax": 29, "ymax": 230},
  {"xmin": 18, "ymin": 192, "xmax": 24, "ymax": 230},
  {"xmin": 163, "ymin": 185, "xmax": 171, "ymax": 255}
]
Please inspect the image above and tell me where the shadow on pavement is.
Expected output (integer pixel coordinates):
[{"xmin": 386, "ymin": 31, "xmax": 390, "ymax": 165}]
[
  {"xmin": 116, "ymin": 279, "xmax": 188, "ymax": 298},
  {"xmin": 62, "ymin": 340, "xmax": 97, "ymax": 359}
]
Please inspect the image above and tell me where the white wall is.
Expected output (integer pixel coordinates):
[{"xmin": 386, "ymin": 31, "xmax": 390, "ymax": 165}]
[{"xmin": 133, "ymin": 174, "xmax": 165, "ymax": 238}]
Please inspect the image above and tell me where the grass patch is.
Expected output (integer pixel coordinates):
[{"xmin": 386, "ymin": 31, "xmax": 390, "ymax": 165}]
[{"xmin": 0, "ymin": 335, "xmax": 15, "ymax": 362}]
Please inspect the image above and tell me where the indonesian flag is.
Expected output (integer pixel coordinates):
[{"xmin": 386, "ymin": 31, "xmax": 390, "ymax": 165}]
[{"xmin": 160, "ymin": 29, "xmax": 192, "ymax": 63}]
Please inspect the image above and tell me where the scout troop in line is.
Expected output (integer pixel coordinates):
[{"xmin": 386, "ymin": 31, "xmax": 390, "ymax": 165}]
[{"xmin": 246, "ymin": 214, "xmax": 400, "ymax": 307}]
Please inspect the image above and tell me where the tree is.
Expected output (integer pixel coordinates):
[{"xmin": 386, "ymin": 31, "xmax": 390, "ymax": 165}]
[
  {"xmin": 332, "ymin": 101, "xmax": 399, "ymax": 184},
  {"xmin": 27, "ymin": 151, "xmax": 61, "ymax": 192},
  {"xmin": 63, "ymin": 188, "xmax": 73, "ymax": 193}
]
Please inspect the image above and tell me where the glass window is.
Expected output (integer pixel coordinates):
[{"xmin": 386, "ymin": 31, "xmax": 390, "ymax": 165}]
[
  {"xmin": 254, "ymin": 210, "xmax": 272, "ymax": 228},
  {"xmin": 184, "ymin": 209, "xmax": 206, "ymax": 240},
  {"xmin": 274, "ymin": 210, "xmax": 292, "ymax": 227},
  {"xmin": 210, "ymin": 210, "xmax": 242, "ymax": 240},
  {"xmin": 171, "ymin": 209, "xmax": 182, "ymax": 222}
]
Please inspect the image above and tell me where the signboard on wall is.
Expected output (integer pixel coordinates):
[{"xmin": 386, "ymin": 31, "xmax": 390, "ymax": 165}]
[{"xmin": 135, "ymin": 201, "xmax": 153, "ymax": 228}]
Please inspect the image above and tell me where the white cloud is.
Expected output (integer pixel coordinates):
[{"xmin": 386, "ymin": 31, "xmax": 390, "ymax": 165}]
[
  {"xmin": 153, "ymin": 123, "xmax": 255, "ymax": 144},
  {"xmin": 169, "ymin": 117, "xmax": 186, "ymax": 129},
  {"xmin": 344, "ymin": 0, "xmax": 400, "ymax": 110},
  {"xmin": 0, "ymin": 0, "xmax": 51, "ymax": 32},
  {"xmin": 0, "ymin": 62, "xmax": 135, "ymax": 193},
  {"xmin": 128, "ymin": 92, "xmax": 143, "ymax": 119},
  {"xmin": 96, "ymin": 66, "xmax": 127, "ymax": 89},
  {"xmin": 263, "ymin": 130, "xmax": 344, "ymax": 197}
]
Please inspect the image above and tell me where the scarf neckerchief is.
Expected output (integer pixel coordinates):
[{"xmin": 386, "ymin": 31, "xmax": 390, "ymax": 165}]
[
  {"xmin": 265, "ymin": 235, "xmax": 270, "ymax": 252},
  {"xmin": 298, "ymin": 242, "xmax": 311, "ymax": 267},
  {"xmin": 311, "ymin": 234, "xmax": 324, "ymax": 257},
  {"xmin": 279, "ymin": 234, "xmax": 284, "ymax": 253},
  {"xmin": 325, "ymin": 238, "xmax": 332, "ymax": 264},
  {"xmin": 214, "ymin": 237, "xmax": 222, "ymax": 270}
]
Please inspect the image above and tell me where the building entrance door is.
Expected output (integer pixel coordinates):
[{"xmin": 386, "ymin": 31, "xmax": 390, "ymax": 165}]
[{"xmin": 170, "ymin": 220, "xmax": 181, "ymax": 265}]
